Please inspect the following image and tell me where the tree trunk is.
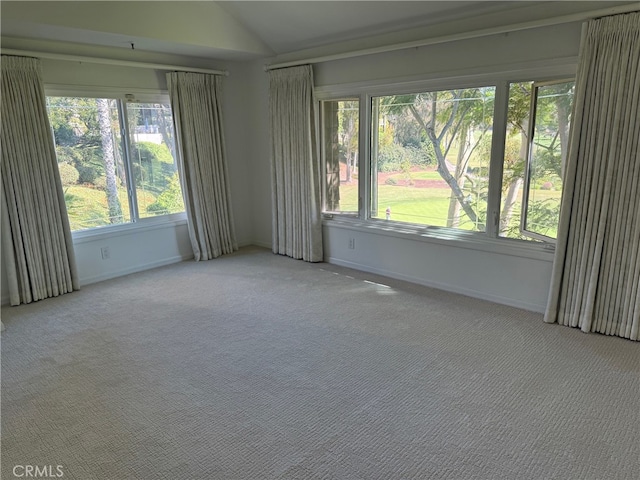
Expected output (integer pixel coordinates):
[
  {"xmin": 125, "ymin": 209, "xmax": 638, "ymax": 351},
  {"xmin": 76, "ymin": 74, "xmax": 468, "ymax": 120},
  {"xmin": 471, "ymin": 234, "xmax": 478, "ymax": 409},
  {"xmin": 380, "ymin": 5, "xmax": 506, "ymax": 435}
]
[
  {"xmin": 409, "ymin": 104, "xmax": 483, "ymax": 229},
  {"xmin": 500, "ymin": 126, "xmax": 527, "ymax": 233},
  {"xmin": 96, "ymin": 98, "xmax": 123, "ymax": 223},
  {"xmin": 344, "ymin": 113, "xmax": 357, "ymax": 183},
  {"xmin": 155, "ymin": 104, "xmax": 176, "ymax": 156},
  {"xmin": 323, "ymin": 102, "xmax": 340, "ymax": 211},
  {"xmin": 556, "ymin": 98, "xmax": 570, "ymax": 180},
  {"xmin": 446, "ymin": 126, "xmax": 472, "ymax": 227},
  {"xmin": 113, "ymin": 136, "xmax": 127, "ymax": 185},
  {"xmin": 500, "ymin": 178, "xmax": 523, "ymax": 234}
]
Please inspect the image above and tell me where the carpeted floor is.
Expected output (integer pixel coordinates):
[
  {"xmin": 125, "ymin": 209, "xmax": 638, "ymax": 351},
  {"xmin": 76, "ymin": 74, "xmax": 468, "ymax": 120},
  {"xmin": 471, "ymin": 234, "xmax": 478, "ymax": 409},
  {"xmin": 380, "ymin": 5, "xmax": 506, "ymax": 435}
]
[{"xmin": 1, "ymin": 246, "xmax": 639, "ymax": 479}]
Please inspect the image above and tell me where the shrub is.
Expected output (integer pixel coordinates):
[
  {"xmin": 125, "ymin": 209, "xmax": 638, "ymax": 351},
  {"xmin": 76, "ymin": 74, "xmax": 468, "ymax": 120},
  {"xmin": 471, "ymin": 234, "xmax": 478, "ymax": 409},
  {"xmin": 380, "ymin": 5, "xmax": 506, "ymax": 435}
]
[
  {"xmin": 131, "ymin": 141, "xmax": 176, "ymax": 195},
  {"xmin": 377, "ymin": 143, "xmax": 404, "ymax": 172},
  {"xmin": 540, "ymin": 181, "xmax": 554, "ymax": 190},
  {"xmin": 146, "ymin": 173, "xmax": 184, "ymax": 215},
  {"xmin": 58, "ymin": 162, "xmax": 80, "ymax": 186},
  {"xmin": 133, "ymin": 141, "xmax": 174, "ymax": 164},
  {"xmin": 76, "ymin": 163, "xmax": 100, "ymax": 184},
  {"xmin": 93, "ymin": 175, "xmax": 107, "ymax": 190}
]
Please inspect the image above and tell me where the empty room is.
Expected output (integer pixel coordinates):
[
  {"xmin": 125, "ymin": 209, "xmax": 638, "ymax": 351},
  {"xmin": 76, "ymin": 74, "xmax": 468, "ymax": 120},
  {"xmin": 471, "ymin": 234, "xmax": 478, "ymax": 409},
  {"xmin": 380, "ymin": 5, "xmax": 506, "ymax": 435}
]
[{"xmin": 1, "ymin": 1, "xmax": 639, "ymax": 479}]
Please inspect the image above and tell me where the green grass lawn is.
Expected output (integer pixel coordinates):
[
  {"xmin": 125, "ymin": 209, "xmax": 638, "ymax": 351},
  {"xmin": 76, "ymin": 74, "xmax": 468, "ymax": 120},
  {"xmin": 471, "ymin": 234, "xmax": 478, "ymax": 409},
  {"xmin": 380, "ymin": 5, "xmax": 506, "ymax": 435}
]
[
  {"xmin": 374, "ymin": 185, "xmax": 484, "ymax": 229},
  {"xmin": 335, "ymin": 167, "xmax": 562, "ymax": 236},
  {"xmin": 337, "ymin": 183, "xmax": 482, "ymax": 230},
  {"xmin": 387, "ymin": 170, "xmax": 442, "ymax": 181},
  {"xmin": 65, "ymin": 185, "xmax": 157, "ymax": 231}
]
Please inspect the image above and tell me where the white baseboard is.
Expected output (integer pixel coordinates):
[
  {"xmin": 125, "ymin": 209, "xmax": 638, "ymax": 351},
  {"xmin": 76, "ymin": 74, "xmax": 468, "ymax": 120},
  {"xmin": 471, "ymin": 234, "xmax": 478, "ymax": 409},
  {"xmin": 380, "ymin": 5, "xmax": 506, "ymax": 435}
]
[
  {"xmin": 79, "ymin": 254, "xmax": 194, "ymax": 287},
  {"xmin": 251, "ymin": 240, "xmax": 272, "ymax": 249},
  {"xmin": 325, "ymin": 256, "xmax": 546, "ymax": 313}
]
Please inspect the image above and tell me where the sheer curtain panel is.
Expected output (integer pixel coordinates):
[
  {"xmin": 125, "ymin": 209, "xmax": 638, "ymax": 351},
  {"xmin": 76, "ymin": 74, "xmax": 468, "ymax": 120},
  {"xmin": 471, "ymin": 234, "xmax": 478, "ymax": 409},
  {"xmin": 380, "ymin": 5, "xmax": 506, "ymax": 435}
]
[
  {"xmin": 269, "ymin": 65, "xmax": 323, "ymax": 262},
  {"xmin": 545, "ymin": 12, "xmax": 640, "ymax": 341},
  {"xmin": 167, "ymin": 72, "xmax": 237, "ymax": 261},
  {"xmin": 1, "ymin": 56, "xmax": 79, "ymax": 306}
]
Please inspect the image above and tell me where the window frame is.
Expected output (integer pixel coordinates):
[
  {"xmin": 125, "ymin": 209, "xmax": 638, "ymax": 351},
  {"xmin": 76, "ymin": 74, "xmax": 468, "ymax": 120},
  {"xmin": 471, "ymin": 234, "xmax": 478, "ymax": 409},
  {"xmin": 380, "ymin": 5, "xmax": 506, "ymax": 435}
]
[
  {"xmin": 368, "ymin": 84, "xmax": 498, "ymax": 230},
  {"xmin": 520, "ymin": 78, "xmax": 574, "ymax": 244},
  {"xmin": 319, "ymin": 96, "xmax": 361, "ymax": 216},
  {"xmin": 316, "ymin": 61, "xmax": 577, "ymax": 258},
  {"xmin": 45, "ymin": 86, "xmax": 186, "ymax": 238}
]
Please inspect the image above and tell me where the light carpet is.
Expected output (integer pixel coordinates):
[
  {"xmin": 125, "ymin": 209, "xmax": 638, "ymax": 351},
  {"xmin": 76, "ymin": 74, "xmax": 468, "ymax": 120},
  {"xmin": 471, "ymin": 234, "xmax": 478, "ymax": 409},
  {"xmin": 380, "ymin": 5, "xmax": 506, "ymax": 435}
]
[{"xmin": 2, "ymin": 246, "xmax": 639, "ymax": 479}]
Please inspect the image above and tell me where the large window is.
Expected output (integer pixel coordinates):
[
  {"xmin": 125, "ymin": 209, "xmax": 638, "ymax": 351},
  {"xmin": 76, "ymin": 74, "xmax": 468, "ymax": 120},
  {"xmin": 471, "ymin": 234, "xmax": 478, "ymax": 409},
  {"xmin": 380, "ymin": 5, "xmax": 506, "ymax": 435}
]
[
  {"xmin": 46, "ymin": 96, "xmax": 184, "ymax": 232},
  {"xmin": 320, "ymin": 76, "xmax": 575, "ymax": 246},
  {"xmin": 371, "ymin": 87, "xmax": 494, "ymax": 230}
]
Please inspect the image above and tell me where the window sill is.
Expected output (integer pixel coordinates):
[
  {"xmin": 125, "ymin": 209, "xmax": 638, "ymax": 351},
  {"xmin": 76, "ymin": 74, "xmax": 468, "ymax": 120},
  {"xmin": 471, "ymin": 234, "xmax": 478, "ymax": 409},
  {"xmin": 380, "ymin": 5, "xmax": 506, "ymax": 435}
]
[
  {"xmin": 322, "ymin": 215, "xmax": 556, "ymax": 262},
  {"xmin": 72, "ymin": 213, "xmax": 188, "ymax": 245}
]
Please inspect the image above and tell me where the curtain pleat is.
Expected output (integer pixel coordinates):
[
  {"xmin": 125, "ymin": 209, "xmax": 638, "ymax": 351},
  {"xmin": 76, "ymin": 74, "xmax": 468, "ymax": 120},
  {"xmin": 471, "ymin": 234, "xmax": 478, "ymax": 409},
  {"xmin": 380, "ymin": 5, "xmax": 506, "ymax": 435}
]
[
  {"xmin": 545, "ymin": 12, "xmax": 640, "ymax": 341},
  {"xmin": 167, "ymin": 72, "xmax": 237, "ymax": 261},
  {"xmin": 268, "ymin": 65, "xmax": 323, "ymax": 262},
  {"xmin": 1, "ymin": 56, "xmax": 79, "ymax": 306}
]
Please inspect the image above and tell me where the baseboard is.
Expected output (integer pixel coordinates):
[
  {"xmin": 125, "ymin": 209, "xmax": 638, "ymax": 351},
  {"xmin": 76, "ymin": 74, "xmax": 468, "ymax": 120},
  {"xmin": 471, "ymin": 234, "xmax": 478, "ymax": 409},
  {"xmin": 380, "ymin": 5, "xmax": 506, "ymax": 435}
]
[
  {"xmin": 79, "ymin": 254, "xmax": 194, "ymax": 287},
  {"xmin": 325, "ymin": 256, "xmax": 546, "ymax": 313},
  {"xmin": 251, "ymin": 240, "xmax": 272, "ymax": 249}
]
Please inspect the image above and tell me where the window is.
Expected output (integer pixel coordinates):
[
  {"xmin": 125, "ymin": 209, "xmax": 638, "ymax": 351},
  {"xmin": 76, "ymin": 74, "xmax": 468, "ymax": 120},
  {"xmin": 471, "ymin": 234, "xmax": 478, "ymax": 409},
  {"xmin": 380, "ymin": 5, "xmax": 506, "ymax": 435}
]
[
  {"xmin": 521, "ymin": 80, "xmax": 574, "ymax": 241},
  {"xmin": 46, "ymin": 95, "xmax": 184, "ymax": 232},
  {"xmin": 127, "ymin": 102, "xmax": 183, "ymax": 219},
  {"xmin": 371, "ymin": 87, "xmax": 494, "ymax": 230},
  {"xmin": 320, "ymin": 75, "xmax": 575, "ymax": 247},
  {"xmin": 500, "ymin": 80, "xmax": 574, "ymax": 241},
  {"xmin": 321, "ymin": 99, "xmax": 359, "ymax": 214}
]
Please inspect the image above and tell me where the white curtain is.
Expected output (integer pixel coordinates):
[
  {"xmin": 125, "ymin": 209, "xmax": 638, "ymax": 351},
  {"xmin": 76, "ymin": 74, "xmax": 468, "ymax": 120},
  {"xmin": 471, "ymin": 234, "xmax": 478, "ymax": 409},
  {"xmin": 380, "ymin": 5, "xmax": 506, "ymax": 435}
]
[
  {"xmin": 167, "ymin": 72, "xmax": 237, "ymax": 261},
  {"xmin": 545, "ymin": 12, "xmax": 640, "ymax": 341},
  {"xmin": 268, "ymin": 65, "xmax": 323, "ymax": 262},
  {"xmin": 1, "ymin": 56, "xmax": 79, "ymax": 306}
]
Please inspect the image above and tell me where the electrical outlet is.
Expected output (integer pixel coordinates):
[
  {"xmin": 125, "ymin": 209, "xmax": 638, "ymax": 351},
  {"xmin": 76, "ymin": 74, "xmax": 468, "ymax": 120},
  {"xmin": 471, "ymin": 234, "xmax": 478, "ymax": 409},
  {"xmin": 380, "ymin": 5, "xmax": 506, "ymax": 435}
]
[
  {"xmin": 348, "ymin": 238, "xmax": 356, "ymax": 250},
  {"xmin": 100, "ymin": 246, "xmax": 111, "ymax": 260}
]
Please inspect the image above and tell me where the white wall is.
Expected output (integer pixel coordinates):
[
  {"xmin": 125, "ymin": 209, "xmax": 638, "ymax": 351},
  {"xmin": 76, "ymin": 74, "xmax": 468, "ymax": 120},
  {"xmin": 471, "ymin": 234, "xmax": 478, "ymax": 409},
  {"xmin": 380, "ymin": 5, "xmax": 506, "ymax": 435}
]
[
  {"xmin": 323, "ymin": 225, "xmax": 554, "ymax": 312},
  {"xmin": 1, "ymin": 54, "xmax": 253, "ymax": 304},
  {"xmin": 313, "ymin": 23, "xmax": 582, "ymax": 86},
  {"xmin": 244, "ymin": 61, "xmax": 273, "ymax": 248},
  {"xmin": 222, "ymin": 61, "xmax": 264, "ymax": 246},
  {"xmin": 247, "ymin": 22, "xmax": 585, "ymax": 312},
  {"xmin": 72, "ymin": 221, "xmax": 193, "ymax": 286}
]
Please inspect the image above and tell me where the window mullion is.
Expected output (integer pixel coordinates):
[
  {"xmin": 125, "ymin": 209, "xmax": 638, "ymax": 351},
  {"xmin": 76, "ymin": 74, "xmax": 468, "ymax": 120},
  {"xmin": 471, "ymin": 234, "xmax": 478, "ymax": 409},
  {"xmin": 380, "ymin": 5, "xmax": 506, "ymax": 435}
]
[
  {"xmin": 118, "ymin": 100, "xmax": 139, "ymax": 222},
  {"xmin": 486, "ymin": 81, "xmax": 509, "ymax": 238},
  {"xmin": 361, "ymin": 93, "xmax": 372, "ymax": 220}
]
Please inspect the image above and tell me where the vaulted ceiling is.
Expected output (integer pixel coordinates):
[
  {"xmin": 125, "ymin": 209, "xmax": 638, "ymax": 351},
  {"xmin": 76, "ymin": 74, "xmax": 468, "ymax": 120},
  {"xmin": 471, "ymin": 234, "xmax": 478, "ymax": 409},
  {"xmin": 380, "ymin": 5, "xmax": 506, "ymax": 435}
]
[{"xmin": 1, "ymin": 1, "xmax": 637, "ymax": 64}]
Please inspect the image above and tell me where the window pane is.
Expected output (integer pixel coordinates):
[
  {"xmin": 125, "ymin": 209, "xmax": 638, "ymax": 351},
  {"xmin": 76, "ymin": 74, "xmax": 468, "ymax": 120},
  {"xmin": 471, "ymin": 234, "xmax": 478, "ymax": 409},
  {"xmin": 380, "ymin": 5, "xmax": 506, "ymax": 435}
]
[
  {"xmin": 47, "ymin": 97, "xmax": 131, "ymax": 231},
  {"xmin": 322, "ymin": 99, "xmax": 359, "ymax": 213},
  {"xmin": 371, "ymin": 87, "xmax": 495, "ymax": 230},
  {"xmin": 522, "ymin": 81, "xmax": 573, "ymax": 240},
  {"xmin": 127, "ymin": 102, "xmax": 184, "ymax": 218},
  {"xmin": 499, "ymin": 82, "xmax": 532, "ymax": 239},
  {"xmin": 499, "ymin": 80, "xmax": 573, "ymax": 240}
]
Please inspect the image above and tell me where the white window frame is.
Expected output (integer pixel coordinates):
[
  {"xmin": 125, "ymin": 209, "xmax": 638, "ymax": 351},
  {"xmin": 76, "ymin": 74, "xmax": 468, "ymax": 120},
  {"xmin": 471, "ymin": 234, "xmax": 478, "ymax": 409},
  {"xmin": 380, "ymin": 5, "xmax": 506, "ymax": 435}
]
[
  {"xmin": 319, "ymin": 96, "xmax": 361, "ymax": 217},
  {"xmin": 520, "ymin": 78, "xmax": 574, "ymax": 244},
  {"xmin": 45, "ymin": 86, "xmax": 186, "ymax": 239},
  {"xmin": 316, "ymin": 59, "xmax": 577, "ymax": 259}
]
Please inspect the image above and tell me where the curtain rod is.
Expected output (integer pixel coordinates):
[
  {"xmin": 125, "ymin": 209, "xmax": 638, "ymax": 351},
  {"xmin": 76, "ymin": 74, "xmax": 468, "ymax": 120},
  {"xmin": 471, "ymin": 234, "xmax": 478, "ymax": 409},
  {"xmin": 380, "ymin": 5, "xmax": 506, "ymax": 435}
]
[
  {"xmin": 264, "ymin": 2, "xmax": 640, "ymax": 71},
  {"xmin": 0, "ymin": 48, "xmax": 229, "ymax": 76}
]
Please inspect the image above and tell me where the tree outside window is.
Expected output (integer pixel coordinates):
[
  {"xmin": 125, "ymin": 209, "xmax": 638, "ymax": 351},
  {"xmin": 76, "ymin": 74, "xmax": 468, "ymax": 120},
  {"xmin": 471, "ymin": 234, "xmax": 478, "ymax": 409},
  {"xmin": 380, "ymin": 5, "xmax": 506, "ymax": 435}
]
[{"xmin": 46, "ymin": 96, "xmax": 184, "ymax": 232}]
